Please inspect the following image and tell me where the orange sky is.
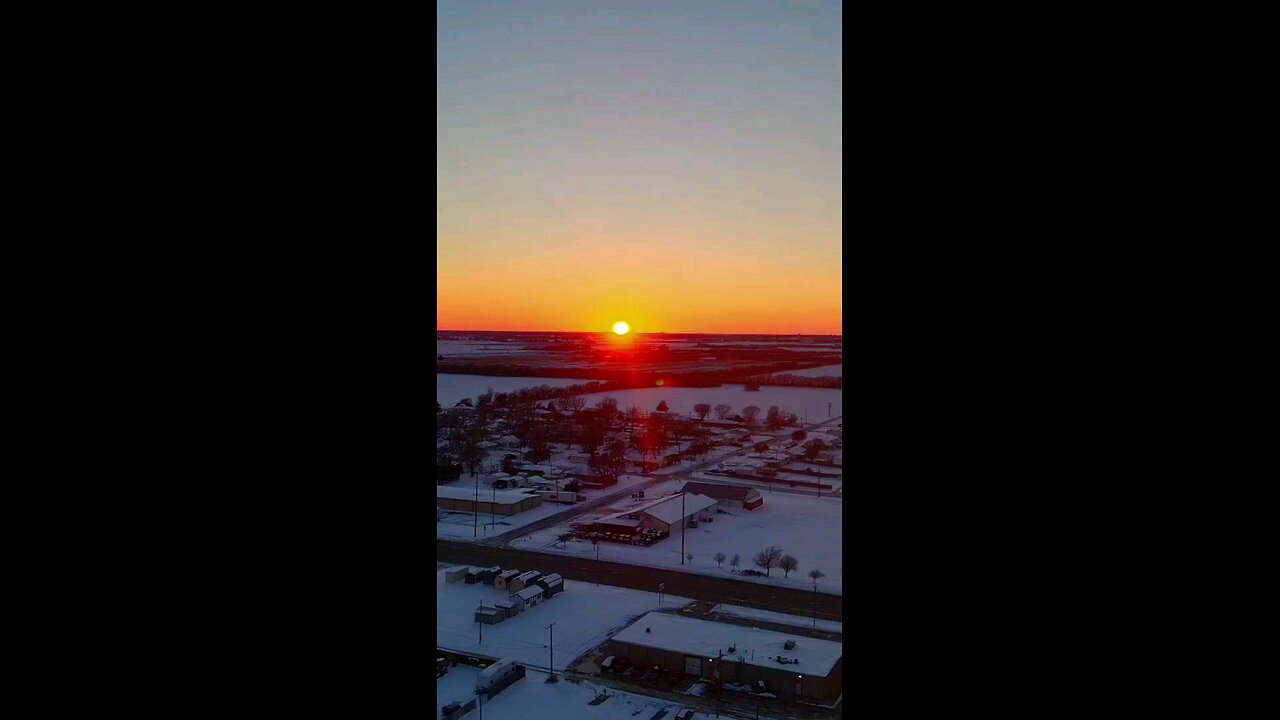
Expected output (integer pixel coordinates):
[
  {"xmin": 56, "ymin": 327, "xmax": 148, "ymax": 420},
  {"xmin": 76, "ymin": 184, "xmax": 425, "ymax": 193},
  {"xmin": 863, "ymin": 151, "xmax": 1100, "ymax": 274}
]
[{"xmin": 436, "ymin": 0, "xmax": 841, "ymax": 335}]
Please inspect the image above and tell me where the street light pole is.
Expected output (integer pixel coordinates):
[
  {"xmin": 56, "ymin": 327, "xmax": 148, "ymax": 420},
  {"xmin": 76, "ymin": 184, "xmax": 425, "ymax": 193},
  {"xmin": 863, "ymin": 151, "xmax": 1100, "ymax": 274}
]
[{"xmin": 474, "ymin": 471, "xmax": 479, "ymax": 537}]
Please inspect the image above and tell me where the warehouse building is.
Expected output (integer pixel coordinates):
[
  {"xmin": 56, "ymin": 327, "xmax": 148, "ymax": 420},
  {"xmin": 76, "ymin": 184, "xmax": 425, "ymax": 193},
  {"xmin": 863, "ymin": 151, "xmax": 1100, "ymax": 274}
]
[
  {"xmin": 677, "ymin": 481, "xmax": 764, "ymax": 511},
  {"xmin": 594, "ymin": 493, "xmax": 718, "ymax": 536},
  {"xmin": 436, "ymin": 486, "xmax": 543, "ymax": 515},
  {"xmin": 607, "ymin": 612, "xmax": 843, "ymax": 702}
]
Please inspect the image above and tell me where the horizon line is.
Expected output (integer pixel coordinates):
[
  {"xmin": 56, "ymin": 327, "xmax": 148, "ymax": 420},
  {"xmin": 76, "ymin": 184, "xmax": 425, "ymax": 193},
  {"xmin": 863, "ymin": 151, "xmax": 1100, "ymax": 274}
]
[{"xmin": 436, "ymin": 329, "xmax": 842, "ymax": 337}]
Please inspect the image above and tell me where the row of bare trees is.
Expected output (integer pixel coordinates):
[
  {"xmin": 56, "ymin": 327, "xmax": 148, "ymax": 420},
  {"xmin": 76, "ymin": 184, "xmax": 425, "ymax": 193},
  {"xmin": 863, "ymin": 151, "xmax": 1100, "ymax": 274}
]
[{"xmin": 710, "ymin": 546, "xmax": 826, "ymax": 586}]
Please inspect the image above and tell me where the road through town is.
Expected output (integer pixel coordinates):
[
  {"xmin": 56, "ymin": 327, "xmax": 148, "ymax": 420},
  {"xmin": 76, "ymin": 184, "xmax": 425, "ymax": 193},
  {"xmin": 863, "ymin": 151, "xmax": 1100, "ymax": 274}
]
[{"xmin": 437, "ymin": 539, "xmax": 844, "ymax": 621}]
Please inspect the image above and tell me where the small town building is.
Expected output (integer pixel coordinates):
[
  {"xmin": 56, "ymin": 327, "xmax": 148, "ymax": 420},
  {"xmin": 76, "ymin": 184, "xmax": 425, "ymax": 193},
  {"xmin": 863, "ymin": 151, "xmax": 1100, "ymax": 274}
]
[
  {"xmin": 494, "ymin": 569, "xmax": 520, "ymax": 591},
  {"xmin": 479, "ymin": 566, "xmax": 502, "ymax": 585},
  {"xmin": 510, "ymin": 570, "xmax": 542, "ymax": 592},
  {"xmin": 474, "ymin": 606, "xmax": 501, "ymax": 625},
  {"xmin": 595, "ymin": 493, "xmax": 718, "ymax": 536},
  {"xmin": 464, "ymin": 567, "xmax": 483, "ymax": 584},
  {"xmin": 607, "ymin": 612, "xmax": 843, "ymax": 702},
  {"xmin": 436, "ymin": 486, "xmax": 543, "ymax": 516},
  {"xmin": 444, "ymin": 566, "xmax": 470, "ymax": 583},
  {"xmin": 677, "ymin": 482, "xmax": 764, "ymax": 511}
]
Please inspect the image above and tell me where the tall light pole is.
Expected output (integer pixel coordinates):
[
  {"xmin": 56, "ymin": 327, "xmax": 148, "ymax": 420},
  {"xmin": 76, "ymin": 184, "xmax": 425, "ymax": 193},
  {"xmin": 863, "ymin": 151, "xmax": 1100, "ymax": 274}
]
[
  {"xmin": 681, "ymin": 493, "xmax": 686, "ymax": 564},
  {"xmin": 474, "ymin": 471, "xmax": 479, "ymax": 537}
]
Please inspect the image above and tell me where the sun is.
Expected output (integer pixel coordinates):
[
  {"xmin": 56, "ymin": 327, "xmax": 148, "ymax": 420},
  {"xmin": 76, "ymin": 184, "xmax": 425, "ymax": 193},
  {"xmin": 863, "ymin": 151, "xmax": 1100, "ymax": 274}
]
[{"xmin": 612, "ymin": 321, "xmax": 630, "ymax": 335}]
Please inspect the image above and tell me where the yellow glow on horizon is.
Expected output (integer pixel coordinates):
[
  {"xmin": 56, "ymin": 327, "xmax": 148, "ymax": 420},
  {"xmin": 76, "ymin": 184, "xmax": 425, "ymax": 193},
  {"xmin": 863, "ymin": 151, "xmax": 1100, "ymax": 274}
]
[{"xmin": 613, "ymin": 321, "xmax": 630, "ymax": 335}]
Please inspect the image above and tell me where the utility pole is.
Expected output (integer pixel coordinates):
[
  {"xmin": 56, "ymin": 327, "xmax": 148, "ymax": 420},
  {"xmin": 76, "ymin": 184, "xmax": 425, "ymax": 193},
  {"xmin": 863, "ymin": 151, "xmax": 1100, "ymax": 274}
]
[
  {"xmin": 546, "ymin": 622, "xmax": 557, "ymax": 682},
  {"xmin": 477, "ymin": 604, "xmax": 483, "ymax": 644},
  {"xmin": 658, "ymin": 582, "xmax": 664, "ymax": 606},
  {"xmin": 681, "ymin": 492, "xmax": 686, "ymax": 563},
  {"xmin": 474, "ymin": 471, "xmax": 479, "ymax": 537},
  {"xmin": 492, "ymin": 484, "xmax": 496, "ymax": 529}
]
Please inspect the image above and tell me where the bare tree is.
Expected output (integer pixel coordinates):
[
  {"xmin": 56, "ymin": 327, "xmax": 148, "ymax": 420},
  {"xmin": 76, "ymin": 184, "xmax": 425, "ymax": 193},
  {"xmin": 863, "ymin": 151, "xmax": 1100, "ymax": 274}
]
[
  {"xmin": 730, "ymin": 553, "xmax": 741, "ymax": 573},
  {"xmin": 808, "ymin": 568, "xmax": 825, "ymax": 587},
  {"xmin": 714, "ymin": 552, "xmax": 726, "ymax": 568},
  {"xmin": 742, "ymin": 406, "xmax": 761, "ymax": 424},
  {"xmin": 753, "ymin": 545, "xmax": 784, "ymax": 576},
  {"xmin": 779, "ymin": 555, "xmax": 799, "ymax": 578},
  {"xmin": 714, "ymin": 404, "xmax": 732, "ymax": 420},
  {"xmin": 564, "ymin": 395, "xmax": 587, "ymax": 413},
  {"xmin": 694, "ymin": 403, "xmax": 712, "ymax": 421},
  {"xmin": 656, "ymin": 400, "xmax": 669, "ymax": 412}
]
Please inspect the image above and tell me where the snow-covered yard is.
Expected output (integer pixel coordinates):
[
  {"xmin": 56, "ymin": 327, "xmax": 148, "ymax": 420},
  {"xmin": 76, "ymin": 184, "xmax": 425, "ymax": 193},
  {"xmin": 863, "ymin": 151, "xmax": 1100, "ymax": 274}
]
[
  {"xmin": 710, "ymin": 604, "xmax": 843, "ymax": 634},
  {"xmin": 440, "ymin": 666, "xmax": 711, "ymax": 720},
  {"xmin": 574, "ymin": 385, "xmax": 842, "ymax": 424},
  {"xmin": 435, "ymin": 569, "xmax": 691, "ymax": 671},
  {"xmin": 509, "ymin": 482, "xmax": 844, "ymax": 595},
  {"xmin": 437, "ymin": 374, "xmax": 595, "ymax": 406}
]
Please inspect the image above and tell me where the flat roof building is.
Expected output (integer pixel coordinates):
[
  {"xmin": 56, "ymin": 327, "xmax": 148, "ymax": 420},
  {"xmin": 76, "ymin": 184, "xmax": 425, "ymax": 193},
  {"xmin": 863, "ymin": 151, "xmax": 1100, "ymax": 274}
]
[
  {"xmin": 436, "ymin": 486, "xmax": 543, "ymax": 516},
  {"xmin": 608, "ymin": 612, "xmax": 842, "ymax": 702}
]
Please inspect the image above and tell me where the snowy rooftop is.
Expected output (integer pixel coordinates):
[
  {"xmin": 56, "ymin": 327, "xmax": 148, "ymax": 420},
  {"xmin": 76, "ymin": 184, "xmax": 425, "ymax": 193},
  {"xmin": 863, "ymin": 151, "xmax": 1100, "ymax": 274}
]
[
  {"xmin": 437, "ymin": 486, "xmax": 541, "ymax": 504},
  {"xmin": 612, "ymin": 612, "xmax": 843, "ymax": 677},
  {"xmin": 636, "ymin": 493, "xmax": 718, "ymax": 524}
]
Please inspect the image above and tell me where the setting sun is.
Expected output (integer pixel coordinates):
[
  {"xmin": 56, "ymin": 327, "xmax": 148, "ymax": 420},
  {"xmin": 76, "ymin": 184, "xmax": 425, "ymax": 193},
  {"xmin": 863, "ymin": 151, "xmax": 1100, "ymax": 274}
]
[{"xmin": 612, "ymin": 321, "xmax": 630, "ymax": 335}]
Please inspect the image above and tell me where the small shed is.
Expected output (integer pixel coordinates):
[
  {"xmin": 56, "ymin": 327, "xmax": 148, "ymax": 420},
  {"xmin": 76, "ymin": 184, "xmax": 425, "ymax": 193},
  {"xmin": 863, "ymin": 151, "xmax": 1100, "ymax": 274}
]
[
  {"xmin": 513, "ymin": 585, "xmax": 544, "ymax": 609},
  {"xmin": 465, "ymin": 567, "xmax": 483, "ymax": 584},
  {"xmin": 495, "ymin": 569, "xmax": 520, "ymax": 591},
  {"xmin": 474, "ymin": 606, "xmax": 501, "ymax": 625},
  {"xmin": 444, "ymin": 566, "xmax": 470, "ymax": 583},
  {"xmin": 535, "ymin": 573, "xmax": 564, "ymax": 598},
  {"xmin": 479, "ymin": 565, "xmax": 502, "ymax": 585},
  {"xmin": 510, "ymin": 570, "xmax": 542, "ymax": 592},
  {"xmin": 494, "ymin": 599, "xmax": 517, "ymax": 620}
]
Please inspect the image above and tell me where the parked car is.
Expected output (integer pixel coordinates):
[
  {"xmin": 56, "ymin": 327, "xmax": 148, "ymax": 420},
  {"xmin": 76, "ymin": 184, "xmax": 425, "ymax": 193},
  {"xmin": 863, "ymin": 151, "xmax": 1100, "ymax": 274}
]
[{"xmin": 601, "ymin": 656, "xmax": 615, "ymax": 672}]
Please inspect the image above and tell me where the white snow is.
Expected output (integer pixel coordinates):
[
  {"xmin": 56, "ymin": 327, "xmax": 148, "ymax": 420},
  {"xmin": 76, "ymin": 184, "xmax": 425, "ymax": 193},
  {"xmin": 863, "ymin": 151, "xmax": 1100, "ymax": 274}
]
[
  {"xmin": 437, "ymin": 474, "xmax": 657, "ymax": 542},
  {"xmin": 710, "ymin": 604, "xmax": 843, "ymax": 634},
  {"xmin": 435, "ymin": 569, "xmax": 691, "ymax": 671},
  {"xmin": 438, "ymin": 486, "xmax": 542, "ymax": 504},
  {"xmin": 574, "ymin": 385, "xmax": 842, "ymax": 423},
  {"xmin": 784, "ymin": 364, "xmax": 843, "ymax": 377},
  {"xmin": 453, "ymin": 667, "xmax": 703, "ymax": 720},
  {"xmin": 509, "ymin": 482, "xmax": 844, "ymax": 594},
  {"xmin": 437, "ymin": 374, "xmax": 596, "ymax": 406},
  {"xmin": 612, "ymin": 612, "xmax": 843, "ymax": 677}
]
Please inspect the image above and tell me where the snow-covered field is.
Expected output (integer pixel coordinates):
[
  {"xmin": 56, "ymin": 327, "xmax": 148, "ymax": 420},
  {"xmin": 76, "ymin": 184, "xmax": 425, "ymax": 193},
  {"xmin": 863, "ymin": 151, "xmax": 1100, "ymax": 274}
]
[
  {"xmin": 437, "ymin": 340, "xmax": 530, "ymax": 356},
  {"xmin": 509, "ymin": 481, "xmax": 844, "ymax": 594},
  {"xmin": 435, "ymin": 569, "xmax": 692, "ymax": 670},
  {"xmin": 437, "ymin": 374, "xmax": 595, "ymax": 406},
  {"xmin": 439, "ymin": 666, "xmax": 708, "ymax": 720},
  {"xmin": 692, "ymin": 470, "xmax": 843, "ymax": 495},
  {"xmin": 711, "ymin": 604, "xmax": 843, "ymax": 634},
  {"xmin": 574, "ymin": 385, "xmax": 842, "ymax": 423},
  {"xmin": 785, "ymin": 364, "xmax": 843, "ymax": 377}
]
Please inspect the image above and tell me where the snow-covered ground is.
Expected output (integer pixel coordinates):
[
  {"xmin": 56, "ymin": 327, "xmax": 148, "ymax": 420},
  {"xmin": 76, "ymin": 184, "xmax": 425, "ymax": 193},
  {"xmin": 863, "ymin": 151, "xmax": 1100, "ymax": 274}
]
[
  {"xmin": 509, "ymin": 481, "xmax": 844, "ymax": 594},
  {"xmin": 441, "ymin": 666, "xmax": 708, "ymax": 720},
  {"xmin": 435, "ymin": 569, "xmax": 692, "ymax": 670},
  {"xmin": 437, "ymin": 374, "xmax": 595, "ymax": 406},
  {"xmin": 574, "ymin": 385, "xmax": 842, "ymax": 423},
  {"xmin": 710, "ymin": 604, "xmax": 843, "ymax": 634},
  {"xmin": 437, "ymin": 340, "xmax": 532, "ymax": 356},
  {"xmin": 785, "ymin": 364, "xmax": 842, "ymax": 377}
]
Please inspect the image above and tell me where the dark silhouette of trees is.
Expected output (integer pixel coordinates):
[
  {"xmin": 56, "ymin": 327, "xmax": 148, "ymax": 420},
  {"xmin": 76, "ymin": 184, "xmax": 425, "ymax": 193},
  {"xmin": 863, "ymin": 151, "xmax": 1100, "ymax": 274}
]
[
  {"xmin": 742, "ymin": 406, "xmax": 761, "ymax": 424},
  {"xmin": 792, "ymin": 429, "xmax": 807, "ymax": 442},
  {"xmin": 714, "ymin": 404, "xmax": 732, "ymax": 420},
  {"xmin": 693, "ymin": 403, "xmax": 711, "ymax": 420},
  {"xmin": 656, "ymin": 400, "xmax": 669, "ymax": 412},
  {"xmin": 780, "ymin": 555, "xmax": 799, "ymax": 578},
  {"xmin": 753, "ymin": 545, "xmax": 784, "ymax": 576}
]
